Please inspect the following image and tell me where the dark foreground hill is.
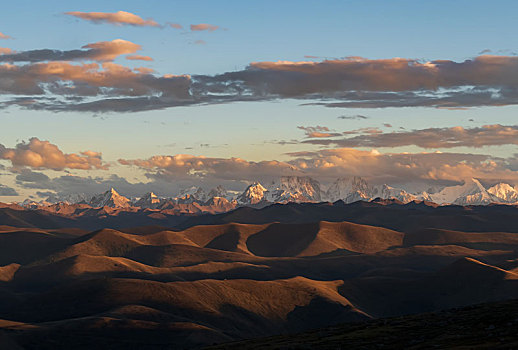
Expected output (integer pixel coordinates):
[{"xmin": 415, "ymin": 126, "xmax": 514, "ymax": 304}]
[{"xmin": 206, "ymin": 298, "xmax": 518, "ymax": 350}]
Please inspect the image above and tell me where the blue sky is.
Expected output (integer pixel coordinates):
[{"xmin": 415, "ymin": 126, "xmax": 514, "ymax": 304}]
[{"xmin": 1, "ymin": 0, "xmax": 518, "ymax": 200}]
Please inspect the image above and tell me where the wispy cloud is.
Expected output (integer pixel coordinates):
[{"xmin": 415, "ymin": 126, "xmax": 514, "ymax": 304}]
[
  {"xmin": 0, "ymin": 39, "xmax": 142, "ymax": 62},
  {"xmin": 303, "ymin": 124, "xmax": 518, "ymax": 149},
  {"xmin": 297, "ymin": 126, "xmax": 341, "ymax": 138},
  {"xmin": 190, "ymin": 23, "xmax": 219, "ymax": 31},
  {"xmin": 338, "ymin": 115, "xmax": 368, "ymax": 120},
  {"xmin": 65, "ymin": 11, "xmax": 159, "ymax": 27},
  {"xmin": 168, "ymin": 23, "xmax": 183, "ymax": 29},
  {"xmin": 126, "ymin": 54, "xmax": 153, "ymax": 61},
  {"xmin": 0, "ymin": 32, "xmax": 11, "ymax": 40},
  {"xmin": 342, "ymin": 127, "xmax": 382, "ymax": 135}
]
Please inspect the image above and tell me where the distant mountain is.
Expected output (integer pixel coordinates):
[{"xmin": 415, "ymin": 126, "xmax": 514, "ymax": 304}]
[
  {"xmin": 487, "ymin": 183, "xmax": 518, "ymax": 203},
  {"xmin": 237, "ymin": 182, "xmax": 268, "ymax": 205},
  {"xmin": 326, "ymin": 177, "xmax": 373, "ymax": 203},
  {"xmin": 44, "ymin": 192, "xmax": 91, "ymax": 205},
  {"xmin": 203, "ymin": 197, "xmax": 236, "ymax": 212},
  {"xmin": 132, "ymin": 192, "xmax": 162, "ymax": 209},
  {"xmin": 15, "ymin": 176, "xmax": 518, "ymax": 210},
  {"xmin": 206, "ymin": 186, "xmax": 232, "ymax": 201},
  {"xmin": 373, "ymin": 184, "xmax": 418, "ymax": 203},
  {"xmin": 267, "ymin": 176, "xmax": 323, "ymax": 202},
  {"xmin": 176, "ymin": 186, "xmax": 207, "ymax": 203},
  {"xmin": 89, "ymin": 188, "xmax": 130, "ymax": 208},
  {"xmin": 431, "ymin": 178, "xmax": 499, "ymax": 205},
  {"xmin": 5, "ymin": 195, "xmax": 518, "ymax": 233}
]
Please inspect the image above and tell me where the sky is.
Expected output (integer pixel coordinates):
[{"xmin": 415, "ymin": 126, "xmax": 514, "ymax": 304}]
[{"xmin": 1, "ymin": 0, "xmax": 518, "ymax": 201}]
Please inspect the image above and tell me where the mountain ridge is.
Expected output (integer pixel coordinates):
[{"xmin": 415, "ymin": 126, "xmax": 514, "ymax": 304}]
[{"xmin": 18, "ymin": 176, "xmax": 518, "ymax": 210}]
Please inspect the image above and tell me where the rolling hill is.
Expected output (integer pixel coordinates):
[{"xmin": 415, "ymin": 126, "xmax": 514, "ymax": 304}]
[{"xmin": 0, "ymin": 202, "xmax": 517, "ymax": 348}]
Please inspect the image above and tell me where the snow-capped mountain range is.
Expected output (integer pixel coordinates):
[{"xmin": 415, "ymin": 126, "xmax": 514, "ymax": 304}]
[{"xmin": 19, "ymin": 176, "xmax": 518, "ymax": 209}]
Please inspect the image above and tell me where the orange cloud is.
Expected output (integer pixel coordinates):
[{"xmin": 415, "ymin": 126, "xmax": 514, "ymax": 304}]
[
  {"xmin": 244, "ymin": 55, "xmax": 518, "ymax": 94},
  {"xmin": 190, "ymin": 23, "xmax": 219, "ymax": 31},
  {"xmin": 169, "ymin": 23, "xmax": 183, "ymax": 29},
  {"xmin": 118, "ymin": 148, "xmax": 518, "ymax": 186},
  {"xmin": 249, "ymin": 56, "xmax": 494, "ymax": 92},
  {"xmin": 189, "ymin": 55, "xmax": 518, "ymax": 109},
  {"xmin": 0, "ymin": 47, "xmax": 12, "ymax": 55},
  {"xmin": 126, "ymin": 55, "xmax": 153, "ymax": 61},
  {"xmin": 0, "ymin": 39, "xmax": 141, "ymax": 62},
  {"xmin": 133, "ymin": 67, "xmax": 154, "ymax": 74},
  {"xmin": 65, "ymin": 11, "xmax": 159, "ymax": 27},
  {"xmin": 0, "ymin": 60, "xmax": 191, "ymax": 98},
  {"xmin": 342, "ymin": 127, "xmax": 383, "ymax": 135},
  {"xmin": 4, "ymin": 54, "xmax": 518, "ymax": 111},
  {"xmin": 0, "ymin": 32, "xmax": 11, "ymax": 40},
  {"xmin": 119, "ymin": 154, "xmax": 298, "ymax": 182},
  {"xmin": 0, "ymin": 138, "xmax": 108, "ymax": 170},
  {"xmin": 81, "ymin": 39, "xmax": 142, "ymax": 61},
  {"xmin": 287, "ymin": 148, "xmax": 518, "ymax": 185}
]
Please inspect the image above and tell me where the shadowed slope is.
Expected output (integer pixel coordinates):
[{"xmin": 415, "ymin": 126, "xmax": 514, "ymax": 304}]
[
  {"xmin": 0, "ymin": 212, "xmax": 517, "ymax": 348},
  {"xmin": 0, "ymin": 229, "xmax": 73, "ymax": 265},
  {"xmin": 4, "ymin": 276, "xmax": 369, "ymax": 341},
  {"xmin": 180, "ymin": 223, "xmax": 268, "ymax": 254},
  {"xmin": 206, "ymin": 299, "xmax": 518, "ymax": 350},
  {"xmin": 246, "ymin": 221, "xmax": 403, "ymax": 257},
  {"xmin": 14, "ymin": 254, "xmax": 272, "ymax": 287},
  {"xmin": 405, "ymin": 228, "xmax": 518, "ymax": 251},
  {"xmin": 43, "ymin": 222, "xmax": 405, "ymax": 265},
  {"xmin": 124, "ymin": 244, "xmax": 262, "ymax": 267},
  {"xmin": 337, "ymin": 257, "xmax": 518, "ymax": 318},
  {"xmin": 179, "ymin": 201, "xmax": 518, "ymax": 233},
  {"xmin": 46, "ymin": 228, "xmax": 200, "ymax": 263}
]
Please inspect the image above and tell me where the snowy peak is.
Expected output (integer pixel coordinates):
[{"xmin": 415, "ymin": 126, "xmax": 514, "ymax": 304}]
[
  {"xmin": 176, "ymin": 186, "xmax": 207, "ymax": 203},
  {"xmin": 431, "ymin": 178, "xmax": 498, "ymax": 205},
  {"xmin": 89, "ymin": 188, "xmax": 130, "ymax": 208},
  {"xmin": 374, "ymin": 184, "xmax": 417, "ymax": 203},
  {"xmin": 350, "ymin": 176, "xmax": 372, "ymax": 194},
  {"xmin": 487, "ymin": 183, "xmax": 518, "ymax": 203},
  {"xmin": 17, "ymin": 178, "xmax": 518, "ymax": 210},
  {"xmin": 325, "ymin": 178, "xmax": 353, "ymax": 202},
  {"xmin": 268, "ymin": 176, "xmax": 322, "ymax": 202},
  {"xmin": 326, "ymin": 177, "xmax": 373, "ymax": 202},
  {"xmin": 133, "ymin": 192, "xmax": 162, "ymax": 209},
  {"xmin": 237, "ymin": 182, "xmax": 268, "ymax": 205},
  {"xmin": 44, "ymin": 192, "xmax": 91, "ymax": 205},
  {"xmin": 207, "ymin": 185, "xmax": 232, "ymax": 201}
]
